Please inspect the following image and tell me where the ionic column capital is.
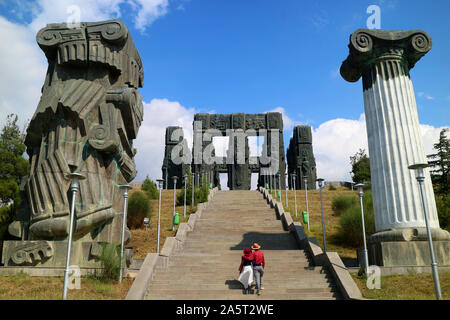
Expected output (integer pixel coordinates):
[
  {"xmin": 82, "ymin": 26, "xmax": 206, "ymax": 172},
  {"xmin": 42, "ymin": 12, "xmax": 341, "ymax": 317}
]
[{"xmin": 340, "ymin": 29, "xmax": 432, "ymax": 82}]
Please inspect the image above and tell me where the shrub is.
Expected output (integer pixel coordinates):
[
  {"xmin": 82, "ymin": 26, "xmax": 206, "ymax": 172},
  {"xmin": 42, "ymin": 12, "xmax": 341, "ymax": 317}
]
[
  {"xmin": 436, "ymin": 194, "xmax": 450, "ymax": 232},
  {"xmin": 176, "ymin": 173, "xmax": 209, "ymax": 206},
  {"xmin": 127, "ymin": 191, "xmax": 152, "ymax": 229},
  {"xmin": 99, "ymin": 243, "xmax": 121, "ymax": 281},
  {"xmin": 332, "ymin": 195, "xmax": 358, "ymax": 216},
  {"xmin": 0, "ymin": 205, "xmax": 14, "ymax": 244},
  {"xmin": 141, "ymin": 175, "xmax": 158, "ymax": 199},
  {"xmin": 328, "ymin": 185, "xmax": 337, "ymax": 191},
  {"xmin": 337, "ymin": 191, "xmax": 375, "ymax": 247}
]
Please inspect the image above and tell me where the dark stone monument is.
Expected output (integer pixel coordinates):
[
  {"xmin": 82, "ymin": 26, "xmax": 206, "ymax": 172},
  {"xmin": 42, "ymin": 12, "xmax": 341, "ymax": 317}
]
[
  {"xmin": 191, "ymin": 112, "xmax": 286, "ymax": 190},
  {"xmin": 2, "ymin": 19, "xmax": 143, "ymax": 268},
  {"xmin": 162, "ymin": 126, "xmax": 191, "ymax": 189},
  {"xmin": 287, "ymin": 126, "xmax": 317, "ymax": 190}
]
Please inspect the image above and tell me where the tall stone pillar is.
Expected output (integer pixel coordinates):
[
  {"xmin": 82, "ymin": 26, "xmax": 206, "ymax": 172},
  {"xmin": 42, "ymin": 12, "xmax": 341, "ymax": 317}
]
[{"xmin": 341, "ymin": 29, "xmax": 450, "ymax": 267}]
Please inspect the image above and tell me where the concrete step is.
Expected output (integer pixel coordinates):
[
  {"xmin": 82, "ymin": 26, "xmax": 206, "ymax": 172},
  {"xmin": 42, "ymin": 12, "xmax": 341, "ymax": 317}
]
[
  {"xmin": 146, "ymin": 292, "xmax": 341, "ymax": 300},
  {"xmin": 152, "ymin": 271, "xmax": 331, "ymax": 280},
  {"xmin": 143, "ymin": 190, "xmax": 341, "ymax": 300}
]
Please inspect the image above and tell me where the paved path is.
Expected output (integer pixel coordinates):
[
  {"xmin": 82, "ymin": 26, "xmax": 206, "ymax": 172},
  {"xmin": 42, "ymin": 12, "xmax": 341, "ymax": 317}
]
[{"xmin": 145, "ymin": 190, "xmax": 341, "ymax": 300}]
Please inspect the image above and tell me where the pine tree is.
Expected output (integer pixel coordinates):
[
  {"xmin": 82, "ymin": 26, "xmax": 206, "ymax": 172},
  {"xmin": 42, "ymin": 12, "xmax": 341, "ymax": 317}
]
[
  {"xmin": 141, "ymin": 175, "xmax": 159, "ymax": 199},
  {"xmin": 427, "ymin": 128, "xmax": 450, "ymax": 195},
  {"xmin": 0, "ymin": 114, "xmax": 29, "ymax": 208}
]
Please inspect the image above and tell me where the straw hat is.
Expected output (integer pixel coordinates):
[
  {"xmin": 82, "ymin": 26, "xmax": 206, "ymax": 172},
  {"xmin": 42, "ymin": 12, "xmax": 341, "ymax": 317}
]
[{"xmin": 251, "ymin": 243, "xmax": 261, "ymax": 250}]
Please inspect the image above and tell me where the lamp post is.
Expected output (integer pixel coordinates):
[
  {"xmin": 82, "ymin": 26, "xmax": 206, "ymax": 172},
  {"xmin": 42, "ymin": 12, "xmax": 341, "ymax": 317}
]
[
  {"xmin": 285, "ymin": 170, "xmax": 289, "ymax": 207},
  {"xmin": 62, "ymin": 172, "xmax": 85, "ymax": 300},
  {"xmin": 317, "ymin": 178, "xmax": 327, "ymax": 252},
  {"xmin": 165, "ymin": 168, "xmax": 168, "ymax": 190},
  {"xmin": 355, "ymin": 183, "xmax": 369, "ymax": 275},
  {"xmin": 408, "ymin": 163, "xmax": 442, "ymax": 300},
  {"xmin": 172, "ymin": 176, "xmax": 178, "ymax": 231},
  {"xmin": 183, "ymin": 173, "xmax": 188, "ymax": 219},
  {"xmin": 277, "ymin": 173, "xmax": 281, "ymax": 202},
  {"xmin": 191, "ymin": 170, "xmax": 195, "ymax": 209},
  {"xmin": 156, "ymin": 179, "xmax": 164, "ymax": 254},
  {"xmin": 292, "ymin": 173, "xmax": 297, "ymax": 218},
  {"xmin": 304, "ymin": 177, "xmax": 310, "ymax": 231},
  {"xmin": 119, "ymin": 184, "xmax": 132, "ymax": 283}
]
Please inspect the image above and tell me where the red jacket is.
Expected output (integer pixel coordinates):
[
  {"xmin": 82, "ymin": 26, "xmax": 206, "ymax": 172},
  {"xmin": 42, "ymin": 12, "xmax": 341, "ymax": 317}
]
[{"xmin": 253, "ymin": 250, "xmax": 265, "ymax": 268}]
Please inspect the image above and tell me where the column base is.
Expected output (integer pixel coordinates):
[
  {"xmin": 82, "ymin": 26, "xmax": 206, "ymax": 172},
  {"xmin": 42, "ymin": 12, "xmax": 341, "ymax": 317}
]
[
  {"xmin": 368, "ymin": 228, "xmax": 450, "ymax": 267},
  {"xmin": 1, "ymin": 241, "xmax": 133, "ymax": 269}
]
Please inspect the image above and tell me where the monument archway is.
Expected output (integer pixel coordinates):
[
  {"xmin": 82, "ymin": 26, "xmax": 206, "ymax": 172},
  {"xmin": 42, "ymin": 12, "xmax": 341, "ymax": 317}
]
[{"xmin": 191, "ymin": 112, "xmax": 286, "ymax": 190}]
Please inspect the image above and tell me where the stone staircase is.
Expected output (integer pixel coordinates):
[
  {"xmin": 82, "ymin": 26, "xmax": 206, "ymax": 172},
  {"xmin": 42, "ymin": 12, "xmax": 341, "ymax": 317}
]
[{"xmin": 145, "ymin": 190, "xmax": 342, "ymax": 300}]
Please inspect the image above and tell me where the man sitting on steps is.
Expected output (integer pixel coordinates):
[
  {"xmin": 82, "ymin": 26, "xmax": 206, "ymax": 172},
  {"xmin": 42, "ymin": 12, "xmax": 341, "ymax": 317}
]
[{"xmin": 251, "ymin": 243, "xmax": 265, "ymax": 296}]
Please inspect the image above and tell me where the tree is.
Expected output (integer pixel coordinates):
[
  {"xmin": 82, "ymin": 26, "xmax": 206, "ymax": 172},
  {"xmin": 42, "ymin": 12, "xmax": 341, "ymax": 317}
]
[
  {"xmin": 427, "ymin": 128, "xmax": 450, "ymax": 195},
  {"xmin": 141, "ymin": 175, "xmax": 159, "ymax": 199},
  {"xmin": 0, "ymin": 114, "xmax": 29, "ymax": 209},
  {"xmin": 350, "ymin": 148, "xmax": 371, "ymax": 185}
]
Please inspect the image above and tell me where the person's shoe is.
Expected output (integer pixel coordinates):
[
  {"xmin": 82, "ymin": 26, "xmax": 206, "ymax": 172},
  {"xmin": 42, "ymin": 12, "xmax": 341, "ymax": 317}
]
[
  {"xmin": 257, "ymin": 290, "xmax": 261, "ymax": 296},
  {"xmin": 243, "ymin": 288, "xmax": 247, "ymax": 295},
  {"xmin": 261, "ymin": 287, "xmax": 264, "ymax": 290}
]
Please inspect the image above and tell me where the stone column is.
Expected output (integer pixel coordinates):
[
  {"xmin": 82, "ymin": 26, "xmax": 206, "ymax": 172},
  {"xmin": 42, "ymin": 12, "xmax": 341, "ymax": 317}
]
[{"xmin": 340, "ymin": 29, "xmax": 450, "ymax": 266}]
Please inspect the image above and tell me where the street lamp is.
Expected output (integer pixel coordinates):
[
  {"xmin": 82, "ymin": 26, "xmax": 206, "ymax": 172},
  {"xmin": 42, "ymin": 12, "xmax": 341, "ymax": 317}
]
[
  {"xmin": 269, "ymin": 173, "xmax": 272, "ymax": 193},
  {"xmin": 197, "ymin": 173, "xmax": 200, "ymax": 188},
  {"xmin": 165, "ymin": 168, "xmax": 168, "ymax": 190},
  {"xmin": 292, "ymin": 173, "xmax": 297, "ymax": 218},
  {"xmin": 183, "ymin": 173, "xmax": 188, "ymax": 219},
  {"xmin": 277, "ymin": 173, "xmax": 281, "ymax": 202},
  {"xmin": 172, "ymin": 176, "xmax": 178, "ymax": 231},
  {"xmin": 119, "ymin": 184, "xmax": 132, "ymax": 283},
  {"xmin": 63, "ymin": 172, "xmax": 85, "ymax": 300},
  {"xmin": 156, "ymin": 179, "xmax": 164, "ymax": 254},
  {"xmin": 317, "ymin": 178, "xmax": 327, "ymax": 252},
  {"xmin": 285, "ymin": 169, "xmax": 289, "ymax": 207},
  {"xmin": 191, "ymin": 170, "xmax": 195, "ymax": 209},
  {"xmin": 408, "ymin": 163, "xmax": 442, "ymax": 300},
  {"xmin": 304, "ymin": 177, "xmax": 310, "ymax": 231},
  {"xmin": 355, "ymin": 183, "xmax": 369, "ymax": 275}
]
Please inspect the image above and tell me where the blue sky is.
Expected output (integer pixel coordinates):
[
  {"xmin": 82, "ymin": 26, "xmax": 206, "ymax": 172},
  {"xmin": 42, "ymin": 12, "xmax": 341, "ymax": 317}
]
[{"xmin": 0, "ymin": 0, "xmax": 449, "ymax": 184}]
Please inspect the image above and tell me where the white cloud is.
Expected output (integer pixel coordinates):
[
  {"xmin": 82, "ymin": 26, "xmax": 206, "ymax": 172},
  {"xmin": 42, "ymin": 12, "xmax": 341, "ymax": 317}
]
[
  {"xmin": 312, "ymin": 114, "xmax": 368, "ymax": 182},
  {"xmin": 22, "ymin": 0, "xmax": 169, "ymax": 34},
  {"xmin": 265, "ymin": 106, "xmax": 296, "ymax": 130},
  {"xmin": 133, "ymin": 0, "xmax": 169, "ymax": 32},
  {"xmin": 311, "ymin": 113, "xmax": 447, "ymax": 182},
  {"xmin": 0, "ymin": 16, "xmax": 46, "ymax": 128},
  {"xmin": 417, "ymin": 91, "xmax": 434, "ymax": 100},
  {"xmin": 133, "ymin": 98, "xmax": 196, "ymax": 181},
  {"xmin": 420, "ymin": 124, "xmax": 448, "ymax": 157},
  {"xmin": 0, "ymin": 1, "xmax": 171, "ymax": 127}
]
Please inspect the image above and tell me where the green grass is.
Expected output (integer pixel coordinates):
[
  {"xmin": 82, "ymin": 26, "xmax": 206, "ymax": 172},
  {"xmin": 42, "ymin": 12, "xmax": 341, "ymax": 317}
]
[
  {"xmin": 0, "ymin": 272, "xmax": 133, "ymax": 300},
  {"xmin": 276, "ymin": 188, "xmax": 360, "ymax": 259},
  {"xmin": 351, "ymin": 272, "xmax": 450, "ymax": 300}
]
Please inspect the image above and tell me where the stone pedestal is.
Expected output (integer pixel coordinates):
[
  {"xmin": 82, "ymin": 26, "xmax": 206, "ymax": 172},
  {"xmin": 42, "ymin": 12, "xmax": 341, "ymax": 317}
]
[
  {"xmin": 1, "ymin": 241, "xmax": 133, "ymax": 268},
  {"xmin": 340, "ymin": 29, "xmax": 450, "ymax": 267},
  {"xmin": 368, "ymin": 228, "xmax": 450, "ymax": 267}
]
